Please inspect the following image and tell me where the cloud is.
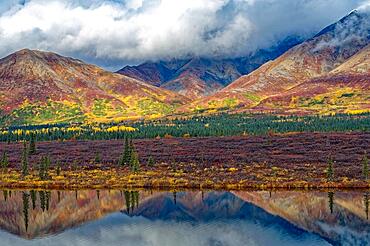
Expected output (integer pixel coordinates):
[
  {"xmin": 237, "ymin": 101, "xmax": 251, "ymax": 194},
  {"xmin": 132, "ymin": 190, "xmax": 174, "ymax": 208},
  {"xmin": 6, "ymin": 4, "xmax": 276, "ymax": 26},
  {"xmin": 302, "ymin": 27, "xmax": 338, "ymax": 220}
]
[
  {"xmin": 0, "ymin": 0, "xmax": 366, "ymax": 70},
  {"xmin": 0, "ymin": 212, "xmax": 330, "ymax": 246}
]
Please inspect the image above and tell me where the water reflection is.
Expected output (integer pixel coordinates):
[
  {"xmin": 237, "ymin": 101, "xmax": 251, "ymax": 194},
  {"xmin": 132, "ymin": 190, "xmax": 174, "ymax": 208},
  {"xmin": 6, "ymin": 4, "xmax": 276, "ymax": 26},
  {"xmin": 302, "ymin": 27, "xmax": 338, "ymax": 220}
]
[{"xmin": 0, "ymin": 189, "xmax": 368, "ymax": 245}]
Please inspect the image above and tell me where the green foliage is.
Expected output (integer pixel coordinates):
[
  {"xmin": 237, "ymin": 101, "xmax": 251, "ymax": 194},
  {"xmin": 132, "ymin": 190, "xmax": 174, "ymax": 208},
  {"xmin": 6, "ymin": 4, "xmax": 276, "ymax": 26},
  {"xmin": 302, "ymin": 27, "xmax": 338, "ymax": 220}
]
[
  {"xmin": 326, "ymin": 156, "xmax": 335, "ymax": 182},
  {"xmin": 22, "ymin": 192, "xmax": 30, "ymax": 231},
  {"xmin": 1, "ymin": 151, "xmax": 9, "ymax": 170},
  {"xmin": 243, "ymin": 93, "xmax": 261, "ymax": 103},
  {"xmin": 0, "ymin": 113, "xmax": 369, "ymax": 143},
  {"xmin": 328, "ymin": 191, "xmax": 335, "ymax": 214},
  {"xmin": 39, "ymin": 156, "xmax": 51, "ymax": 180},
  {"xmin": 137, "ymin": 98, "xmax": 173, "ymax": 116},
  {"xmin": 130, "ymin": 145, "xmax": 140, "ymax": 173},
  {"xmin": 10, "ymin": 101, "xmax": 85, "ymax": 125},
  {"xmin": 92, "ymin": 99, "xmax": 112, "ymax": 117},
  {"xmin": 363, "ymin": 151, "xmax": 369, "ymax": 181},
  {"xmin": 30, "ymin": 190, "xmax": 37, "ymax": 210},
  {"xmin": 21, "ymin": 142, "xmax": 29, "ymax": 177},
  {"xmin": 56, "ymin": 161, "xmax": 61, "ymax": 176},
  {"xmin": 94, "ymin": 152, "xmax": 102, "ymax": 164},
  {"xmin": 119, "ymin": 137, "xmax": 131, "ymax": 166},
  {"xmin": 28, "ymin": 133, "xmax": 36, "ymax": 155},
  {"xmin": 147, "ymin": 156, "xmax": 155, "ymax": 167}
]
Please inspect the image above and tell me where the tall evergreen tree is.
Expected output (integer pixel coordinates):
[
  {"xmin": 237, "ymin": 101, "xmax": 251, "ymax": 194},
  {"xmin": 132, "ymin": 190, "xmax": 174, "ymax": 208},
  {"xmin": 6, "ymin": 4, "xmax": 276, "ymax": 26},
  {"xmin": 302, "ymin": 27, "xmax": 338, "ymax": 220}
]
[
  {"xmin": 21, "ymin": 142, "xmax": 29, "ymax": 177},
  {"xmin": 22, "ymin": 192, "xmax": 30, "ymax": 231},
  {"xmin": 30, "ymin": 190, "xmax": 37, "ymax": 210},
  {"xmin": 147, "ymin": 156, "xmax": 155, "ymax": 167},
  {"xmin": 328, "ymin": 191, "xmax": 335, "ymax": 214},
  {"xmin": 130, "ymin": 150, "xmax": 140, "ymax": 173},
  {"xmin": 119, "ymin": 137, "xmax": 131, "ymax": 166},
  {"xmin": 28, "ymin": 133, "xmax": 36, "ymax": 155},
  {"xmin": 326, "ymin": 156, "xmax": 335, "ymax": 182},
  {"xmin": 363, "ymin": 151, "xmax": 369, "ymax": 181},
  {"xmin": 1, "ymin": 151, "xmax": 9, "ymax": 171}
]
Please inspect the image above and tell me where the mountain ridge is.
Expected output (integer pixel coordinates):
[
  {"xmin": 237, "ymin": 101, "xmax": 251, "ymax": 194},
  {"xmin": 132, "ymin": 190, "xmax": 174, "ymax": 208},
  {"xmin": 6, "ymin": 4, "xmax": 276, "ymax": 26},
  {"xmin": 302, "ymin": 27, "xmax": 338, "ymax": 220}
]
[
  {"xmin": 189, "ymin": 10, "xmax": 370, "ymax": 113},
  {"xmin": 117, "ymin": 36, "xmax": 302, "ymax": 99},
  {"xmin": 0, "ymin": 49, "xmax": 188, "ymax": 125}
]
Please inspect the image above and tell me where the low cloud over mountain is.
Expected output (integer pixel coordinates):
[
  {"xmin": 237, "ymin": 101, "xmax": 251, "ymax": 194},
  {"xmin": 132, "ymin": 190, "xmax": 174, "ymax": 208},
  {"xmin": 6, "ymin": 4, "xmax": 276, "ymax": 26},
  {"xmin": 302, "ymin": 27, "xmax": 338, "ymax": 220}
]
[{"xmin": 0, "ymin": 0, "xmax": 366, "ymax": 70}]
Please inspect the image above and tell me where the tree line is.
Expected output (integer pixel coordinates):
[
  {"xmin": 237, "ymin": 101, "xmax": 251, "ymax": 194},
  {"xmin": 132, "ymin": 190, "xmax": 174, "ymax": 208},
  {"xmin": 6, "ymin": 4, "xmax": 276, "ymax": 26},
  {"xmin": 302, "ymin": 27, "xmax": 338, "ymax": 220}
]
[{"xmin": 0, "ymin": 113, "xmax": 369, "ymax": 143}]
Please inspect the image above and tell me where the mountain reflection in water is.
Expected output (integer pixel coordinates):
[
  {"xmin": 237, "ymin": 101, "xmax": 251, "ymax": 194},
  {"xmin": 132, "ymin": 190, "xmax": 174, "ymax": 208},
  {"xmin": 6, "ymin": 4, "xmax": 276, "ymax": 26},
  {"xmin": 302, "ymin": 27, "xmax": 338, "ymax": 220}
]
[{"xmin": 0, "ymin": 190, "xmax": 368, "ymax": 246}]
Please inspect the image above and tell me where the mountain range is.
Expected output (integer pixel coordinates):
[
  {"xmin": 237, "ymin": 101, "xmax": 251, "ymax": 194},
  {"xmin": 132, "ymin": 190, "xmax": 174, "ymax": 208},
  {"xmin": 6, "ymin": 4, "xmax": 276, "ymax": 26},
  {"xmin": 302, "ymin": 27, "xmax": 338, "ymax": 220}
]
[
  {"xmin": 117, "ymin": 36, "xmax": 301, "ymax": 99},
  {"xmin": 0, "ymin": 190, "xmax": 368, "ymax": 245},
  {"xmin": 0, "ymin": 10, "xmax": 369, "ymax": 125},
  {"xmin": 193, "ymin": 10, "xmax": 370, "ymax": 114},
  {"xmin": 0, "ymin": 49, "xmax": 187, "ymax": 125}
]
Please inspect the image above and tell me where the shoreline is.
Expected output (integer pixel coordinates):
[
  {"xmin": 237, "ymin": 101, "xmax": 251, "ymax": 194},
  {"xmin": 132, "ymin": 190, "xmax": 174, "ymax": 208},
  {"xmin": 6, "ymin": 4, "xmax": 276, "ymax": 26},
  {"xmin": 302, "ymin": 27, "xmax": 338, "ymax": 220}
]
[{"xmin": 0, "ymin": 168, "xmax": 369, "ymax": 190}]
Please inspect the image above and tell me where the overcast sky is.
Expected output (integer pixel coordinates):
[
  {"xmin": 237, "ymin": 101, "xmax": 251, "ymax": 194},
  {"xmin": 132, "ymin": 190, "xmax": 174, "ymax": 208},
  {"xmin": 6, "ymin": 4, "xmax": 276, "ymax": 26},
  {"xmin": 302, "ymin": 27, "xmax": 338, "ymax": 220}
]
[{"xmin": 0, "ymin": 0, "xmax": 368, "ymax": 70}]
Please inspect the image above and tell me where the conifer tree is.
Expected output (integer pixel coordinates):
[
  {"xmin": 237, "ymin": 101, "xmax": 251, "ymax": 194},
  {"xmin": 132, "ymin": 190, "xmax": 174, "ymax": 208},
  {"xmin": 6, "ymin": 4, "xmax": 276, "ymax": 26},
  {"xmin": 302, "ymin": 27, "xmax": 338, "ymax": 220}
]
[
  {"xmin": 56, "ymin": 161, "xmax": 61, "ymax": 176},
  {"xmin": 28, "ymin": 133, "xmax": 36, "ymax": 155},
  {"xmin": 363, "ymin": 151, "xmax": 369, "ymax": 181},
  {"xmin": 130, "ymin": 149, "xmax": 140, "ymax": 173},
  {"xmin": 326, "ymin": 156, "xmax": 335, "ymax": 182},
  {"xmin": 39, "ymin": 157, "xmax": 46, "ymax": 180},
  {"xmin": 1, "ymin": 151, "xmax": 9, "ymax": 171},
  {"xmin": 119, "ymin": 137, "xmax": 131, "ymax": 166},
  {"xmin": 328, "ymin": 191, "xmax": 335, "ymax": 214},
  {"xmin": 30, "ymin": 190, "xmax": 37, "ymax": 210},
  {"xmin": 22, "ymin": 192, "xmax": 30, "ymax": 231},
  {"xmin": 38, "ymin": 156, "xmax": 51, "ymax": 180},
  {"xmin": 21, "ymin": 142, "xmax": 29, "ymax": 177},
  {"xmin": 147, "ymin": 156, "xmax": 155, "ymax": 167}
]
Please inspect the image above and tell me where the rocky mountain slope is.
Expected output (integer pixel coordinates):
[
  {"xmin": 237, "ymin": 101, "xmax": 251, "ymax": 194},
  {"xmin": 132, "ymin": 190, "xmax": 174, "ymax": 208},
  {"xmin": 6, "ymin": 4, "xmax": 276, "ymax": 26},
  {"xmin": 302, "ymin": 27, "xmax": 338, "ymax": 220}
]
[
  {"xmin": 234, "ymin": 191, "xmax": 370, "ymax": 245},
  {"xmin": 0, "ymin": 49, "xmax": 188, "ymax": 125},
  {"xmin": 117, "ymin": 37, "xmax": 301, "ymax": 99},
  {"xmin": 192, "ymin": 10, "xmax": 370, "ymax": 113},
  {"xmin": 260, "ymin": 43, "xmax": 370, "ymax": 114}
]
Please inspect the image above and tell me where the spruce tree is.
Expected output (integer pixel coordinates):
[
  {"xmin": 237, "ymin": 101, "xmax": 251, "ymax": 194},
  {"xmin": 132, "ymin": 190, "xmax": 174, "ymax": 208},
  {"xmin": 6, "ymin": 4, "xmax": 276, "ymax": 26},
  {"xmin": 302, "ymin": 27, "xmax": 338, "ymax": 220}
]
[
  {"xmin": 147, "ymin": 156, "xmax": 155, "ymax": 167},
  {"xmin": 21, "ymin": 142, "xmax": 29, "ymax": 177},
  {"xmin": 1, "ymin": 151, "xmax": 9, "ymax": 171},
  {"xmin": 119, "ymin": 137, "xmax": 131, "ymax": 166},
  {"xmin": 130, "ymin": 144, "xmax": 140, "ymax": 172},
  {"xmin": 28, "ymin": 133, "xmax": 36, "ymax": 155},
  {"xmin": 326, "ymin": 156, "xmax": 334, "ymax": 182},
  {"xmin": 363, "ymin": 151, "xmax": 369, "ymax": 181},
  {"xmin": 39, "ymin": 156, "xmax": 46, "ymax": 180},
  {"xmin": 56, "ymin": 161, "xmax": 61, "ymax": 176},
  {"xmin": 22, "ymin": 192, "xmax": 30, "ymax": 231}
]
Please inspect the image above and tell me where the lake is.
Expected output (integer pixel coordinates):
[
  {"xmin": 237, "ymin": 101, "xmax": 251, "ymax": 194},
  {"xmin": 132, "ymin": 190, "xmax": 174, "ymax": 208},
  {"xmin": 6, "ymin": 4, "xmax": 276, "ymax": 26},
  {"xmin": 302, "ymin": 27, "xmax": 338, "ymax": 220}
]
[{"xmin": 0, "ymin": 189, "xmax": 368, "ymax": 246}]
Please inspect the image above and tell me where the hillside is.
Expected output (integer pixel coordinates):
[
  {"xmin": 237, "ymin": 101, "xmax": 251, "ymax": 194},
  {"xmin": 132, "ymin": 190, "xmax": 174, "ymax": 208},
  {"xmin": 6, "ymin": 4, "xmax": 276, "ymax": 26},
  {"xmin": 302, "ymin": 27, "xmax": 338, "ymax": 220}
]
[
  {"xmin": 234, "ymin": 191, "xmax": 370, "ymax": 245},
  {"xmin": 117, "ymin": 37, "xmax": 301, "ymax": 99},
  {"xmin": 259, "ymin": 43, "xmax": 370, "ymax": 114},
  {"xmin": 191, "ymin": 10, "xmax": 370, "ymax": 112},
  {"xmin": 0, "ymin": 49, "xmax": 188, "ymax": 125}
]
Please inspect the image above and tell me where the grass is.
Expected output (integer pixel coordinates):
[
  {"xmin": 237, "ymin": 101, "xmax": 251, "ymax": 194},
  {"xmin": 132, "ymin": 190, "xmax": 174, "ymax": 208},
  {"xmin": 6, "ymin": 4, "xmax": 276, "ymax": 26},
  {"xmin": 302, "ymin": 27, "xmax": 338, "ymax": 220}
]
[{"xmin": 0, "ymin": 162, "xmax": 368, "ymax": 190}]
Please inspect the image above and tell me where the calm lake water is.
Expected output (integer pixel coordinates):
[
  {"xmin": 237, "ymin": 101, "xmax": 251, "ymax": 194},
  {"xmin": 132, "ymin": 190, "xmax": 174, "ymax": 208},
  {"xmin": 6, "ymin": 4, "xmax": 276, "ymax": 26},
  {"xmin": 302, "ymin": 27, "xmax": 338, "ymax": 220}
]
[{"xmin": 0, "ymin": 189, "xmax": 368, "ymax": 246}]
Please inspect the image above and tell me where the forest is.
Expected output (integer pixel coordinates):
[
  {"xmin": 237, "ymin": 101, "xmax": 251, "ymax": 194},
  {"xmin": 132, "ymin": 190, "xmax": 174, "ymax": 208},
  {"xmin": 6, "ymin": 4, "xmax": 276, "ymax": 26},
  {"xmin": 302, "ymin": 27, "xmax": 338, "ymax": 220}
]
[{"xmin": 0, "ymin": 113, "xmax": 369, "ymax": 142}]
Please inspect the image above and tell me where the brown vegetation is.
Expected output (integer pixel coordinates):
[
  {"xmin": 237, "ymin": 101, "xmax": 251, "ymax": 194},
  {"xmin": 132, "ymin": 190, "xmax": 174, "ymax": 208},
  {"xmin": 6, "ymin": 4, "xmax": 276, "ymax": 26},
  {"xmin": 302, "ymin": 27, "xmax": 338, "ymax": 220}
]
[{"xmin": 0, "ymin": 132, "xmax": 369, "ymax": 189}]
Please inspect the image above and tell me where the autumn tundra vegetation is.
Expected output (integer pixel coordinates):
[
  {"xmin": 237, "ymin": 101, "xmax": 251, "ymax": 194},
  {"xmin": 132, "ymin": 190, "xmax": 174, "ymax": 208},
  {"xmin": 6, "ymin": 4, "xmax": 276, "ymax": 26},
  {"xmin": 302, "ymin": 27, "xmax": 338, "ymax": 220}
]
[{"xmin": 0, "ymin": 112, "xmax": 368, "ymax": 189}]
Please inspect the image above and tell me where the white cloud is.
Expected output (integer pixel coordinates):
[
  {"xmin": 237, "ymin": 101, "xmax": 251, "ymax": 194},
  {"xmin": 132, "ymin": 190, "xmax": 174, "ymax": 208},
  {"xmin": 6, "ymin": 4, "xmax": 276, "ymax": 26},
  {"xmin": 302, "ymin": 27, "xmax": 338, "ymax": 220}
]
[
  {"xmin": 0, "ymin": 212, "xmax": 330, "ymax": 246},
  {"xmin": 0, "ymin": 0, "xmax": 365, "ymax": 69}
]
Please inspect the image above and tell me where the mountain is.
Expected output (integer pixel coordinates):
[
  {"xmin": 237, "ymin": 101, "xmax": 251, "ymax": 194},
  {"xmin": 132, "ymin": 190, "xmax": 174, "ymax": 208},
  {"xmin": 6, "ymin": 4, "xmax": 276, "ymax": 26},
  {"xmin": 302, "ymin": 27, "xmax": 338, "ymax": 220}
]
[
  {"xmin": 0, "ymin": 49, "xmax": 188, "ymax": 125},
  {"xmin": 260, "ymin": 43, "xmax": 370, "ymax": 114},
  {"xmin": 0, "ymin": 190, "xmax": 124, "ymax": 239},
  {"xmin": 117, "ymin": 37, "xmax": 302, "ymax": 99},
  {"xmin": 233, "ymin": 191, "xmax": 370, "ymax": 245},
  {"xmin": 0, "ymin": 190, "xmax": 156, "ymax": 239},
  {"xmin": 192, "ymin": 10, "xmax": 370, "ymax": 112}
]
